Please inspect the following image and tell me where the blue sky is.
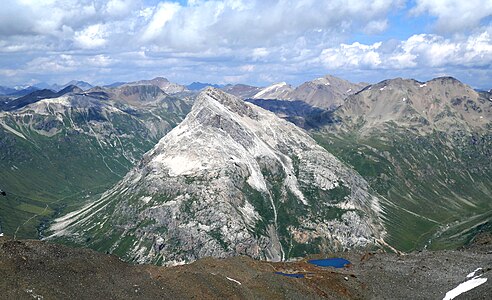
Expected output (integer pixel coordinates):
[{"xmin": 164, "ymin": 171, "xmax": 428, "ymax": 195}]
[{"xmin": 0, "ymin": 0, "xmax": 491, "ymax": 89}]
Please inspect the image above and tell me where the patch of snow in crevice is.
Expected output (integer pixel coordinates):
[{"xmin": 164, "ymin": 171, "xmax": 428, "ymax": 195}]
[
  {"xmin": 420, "ymin": 83, "xmax": 427, "ymax": 87},
  {"xmin": 443, "ymin": 269, "xmax": 487, "ymax": 300},
  {"xmin": 466, "ymin": 268, "xmax": 482, "ymax": 279},
  {"xmin": 379, "ymin": 86, "xmax": 386, "ymax": 91},
  {"xmin": 226, "ymin": 276, "xmax": 242, "ymax": 285}
]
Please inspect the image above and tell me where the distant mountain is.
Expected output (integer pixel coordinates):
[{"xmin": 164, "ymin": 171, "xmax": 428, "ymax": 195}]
[
  {"xmin": 221, "ymin": 84, "xmax": 262, "ymax": 99},
  {"xmin": 338, "ymin": 76, "xmax": 490, "ymax": 133},
  {"xmin": 48, "ymin": 88, "xmax": 384, "ymax": 265},
  {"xmin": 51, "ymin": 80, "xmax": 93, "ymax": 92},
  {"xmin": 104, "ymin": 82, "xmax": 127, "ymax": 88},
  {"xmin": 33, "ymin": 82, "xmax": 54, "ymax": 90},
  {"xmin": 6, "ymin": 86, "xmax": 41, "ymax": 97},
  {"xmin": 0, "ymin": 85, "xmax": 84, "ymax": 111},
  {"xmin": 251, "ymin": 75, "xmax": 365, "ymax": 109},
  {"xmin": 186, "ymin": 82, "xmax": 222, "ymax": 91},
  {"xmin": 0, "ymin": 86, "xmax": 16, "ymax": 95},
  {"xmin": 129, "ymin": 77, "xmax": 188, "ymax": 94},
  {"xmin": 289, "ymin": 75, "xmax": 366, "ymax": 109},
  {"xmin": 252, "ymin": 82, "xmax": 294, "ymax": 100},
  {"xmin": 107, "ymin": 84, "xmax": 168, "ymax": 105}
]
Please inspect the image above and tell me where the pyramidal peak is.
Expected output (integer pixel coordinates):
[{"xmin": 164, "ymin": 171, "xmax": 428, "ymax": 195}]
[
  {"xmin": 196, "ymin": 87, "xmax": 258, "ymax": 118},
  {"xmin": 48, "ymin": 88, "xmax": 385, "ymax": 265}
]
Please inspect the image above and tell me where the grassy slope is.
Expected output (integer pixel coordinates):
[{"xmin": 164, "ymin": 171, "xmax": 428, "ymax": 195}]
[{"xmin": 313, "ymin": 127, "xmax": 492, "ymax": 251}]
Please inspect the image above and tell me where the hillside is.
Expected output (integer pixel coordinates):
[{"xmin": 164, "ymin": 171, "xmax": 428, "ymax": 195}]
[
  {"xmin": 0, "ymin": 86, "xmax": 190, "ymax": 238},
  {"xmin": 311, "ymin": 77, "xmax": 492, "ymax": 251}
]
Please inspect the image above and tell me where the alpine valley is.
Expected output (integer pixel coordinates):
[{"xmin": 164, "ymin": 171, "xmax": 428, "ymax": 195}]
[{"xmin": 0, "ymin": 74, "xmax": 491, "ymax": 268}]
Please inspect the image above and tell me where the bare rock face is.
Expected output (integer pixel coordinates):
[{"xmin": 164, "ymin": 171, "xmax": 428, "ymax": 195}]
[
  {"xmin": 337, "ymin": 77, "xmax": 492, "ymax": 135},
  {"xmin": 129, "ymin": 77, "xmax": 189, "ymax": 94},
  {"xmin": 48, "ymin": 88, "xmax": 385, "ymax": 265},
  {"xmin": 289, "ymin": 75, "xmax": 366, "ymax": 109},
  {"xmin": 251, "ymin": 75, "xmax": 365, "ymax": 109}
]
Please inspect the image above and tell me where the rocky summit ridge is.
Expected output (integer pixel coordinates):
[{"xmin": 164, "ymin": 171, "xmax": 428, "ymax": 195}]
[
  {"xmin": 48, "ymin": 87, "xmax": 385, "ymax": 265},
  {"xmin": 338, "ymin": 76, "xmax": 492, "ymax": 134}
]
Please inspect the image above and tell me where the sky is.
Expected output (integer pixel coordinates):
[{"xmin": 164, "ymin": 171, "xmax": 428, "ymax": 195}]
[{"xmin": 0, "ymin": 0, "xmax": 491, "ymax": 89}]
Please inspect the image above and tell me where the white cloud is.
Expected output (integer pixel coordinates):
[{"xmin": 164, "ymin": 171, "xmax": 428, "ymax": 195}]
[
  {"xmin": 320, "ymin": 42, "xmax": 383, "ymax": 69},
  {"xmin": 0, "ymin": 0, "xmax": 491, "ymax": 89},
  {"xmin": 74, "ymin": 24, "xmax": 107, "ymax": 49},
  {"xmin": 141, "ymin": 2, "xmax": 181, "ymax": 42},
  {"xmin": 411, "ymin": 0, "xmax": 492, "ymax": 33},
  {"xmin": 318, "ymin": 29, "xmax": 492, "ymax": 70}
]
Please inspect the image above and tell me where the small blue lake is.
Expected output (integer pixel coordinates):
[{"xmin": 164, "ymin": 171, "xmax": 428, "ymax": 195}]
[
  {"xmin": 307, "ymin": 258, "xmax": 351, "ymax": 268},
  {"xmin": 275, "ymin": 272, "xmax": 305, "ymax": 278}
]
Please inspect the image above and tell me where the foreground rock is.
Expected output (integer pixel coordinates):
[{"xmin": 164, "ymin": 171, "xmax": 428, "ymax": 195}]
[{"xmin": 0, "ymin": 236, "xmax": 490, "ymax": 299}]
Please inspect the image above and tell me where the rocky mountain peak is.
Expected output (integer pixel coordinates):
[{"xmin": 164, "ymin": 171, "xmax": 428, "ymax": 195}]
[
  {"xmin": 58, "ymin": 85, "xmax": 83, "ymax": 95},
  {"xmin": 150, "ymin": 77, "xmax": 170, "ymax": 83},
  {"xmin": 339, "ymin": 76, "xmax": 491, "ymax": 133},
  {"xmin": 196, "ymin": 87, "xmax": 258, "ymax": 118},
  {"xmin": 48, "ymin": 88, "xmax": 384, "ymax": 265}
]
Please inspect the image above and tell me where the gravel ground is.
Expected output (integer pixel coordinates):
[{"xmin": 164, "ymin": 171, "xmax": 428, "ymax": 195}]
[{"xmin": 0, "ymin": 234, "xmax": 490, "ymax": 299}]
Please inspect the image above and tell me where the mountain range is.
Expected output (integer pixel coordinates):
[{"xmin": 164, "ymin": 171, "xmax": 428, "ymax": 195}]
[
  {"xmin": 251, "ymin": 75, "xmax": 367, "ymax": 109},
  {"xmin": 0, "ymin": 74, "xmax": 490, "ymax": 266}
]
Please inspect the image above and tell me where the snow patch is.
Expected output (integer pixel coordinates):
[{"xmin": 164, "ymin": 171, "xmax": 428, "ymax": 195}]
[
  {"xmin": 226, "ymin": 276, "xmax": 242, "ymax": 285},
  {"xmin": 420, "ymin": 83, "xmax": 427, "ymax": 87},
  {"xmin": 140, "ymin": 196, "xmax": 152, "ymax": 204},
  {"xmin": 253, "ymin": 82, "xmax": 287, "ymax": 98},
  {"xmin": 466, "ymin": 268, "xmax": 482, "ymax": 279},
  {"xmin": 379, "ymin": 86, "xmax": 386, "ymax": 91},
  {"xmin": 443, "ymin": 268, "xmax": 487, "ymax": 300},
  {"xmin": 443, "ymin": 277, "xmax": 487, "ymax": 300}
]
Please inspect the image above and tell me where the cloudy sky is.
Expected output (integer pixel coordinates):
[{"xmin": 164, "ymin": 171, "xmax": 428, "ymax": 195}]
[{"xmin": 0, "ymin": 0, "xmax": 491, "ymax": 89}]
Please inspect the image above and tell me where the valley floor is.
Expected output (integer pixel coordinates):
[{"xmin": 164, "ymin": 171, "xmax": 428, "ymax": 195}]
[{"xmin": 0, "ymin": 235, "xmax": 490, "ymax": 299}]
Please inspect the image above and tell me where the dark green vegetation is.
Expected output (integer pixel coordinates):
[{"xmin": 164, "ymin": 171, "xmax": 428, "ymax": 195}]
[{"xmin": 0, "ymin": 93, "xmax": 190, "ymax": 239}]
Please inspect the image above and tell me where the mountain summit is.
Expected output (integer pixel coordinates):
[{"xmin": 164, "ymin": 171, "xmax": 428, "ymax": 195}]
[
  {"xmin": 251, "ymin": 75, "xmax": 365, "ymax": 109},
  {"xmin": 48, "ymin": 88, "xmax": 385, "ymax": 265}
]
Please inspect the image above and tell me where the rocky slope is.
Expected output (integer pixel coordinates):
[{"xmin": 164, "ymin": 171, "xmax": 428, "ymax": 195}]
[
  {"xmin": 337, "ymin": 77, "xmax": 491, "ymax": 134},
  {"xmin": 1, "ymin": 235, "xmax": 490, "ymax": 299},
  {"xmin": 251, "ymin": 75, "xmax": 365, "ymax": 109},
  {"xmin": 0, "ymin": 86, "xmax": 190, "ymax": 238},
  {"xmin": 289, "ymin": 75, "xmax": 366, "ymax": 109},
  {"xmin": 47, "ymin": 88, "xmax": 385, "ymax": 265}
]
